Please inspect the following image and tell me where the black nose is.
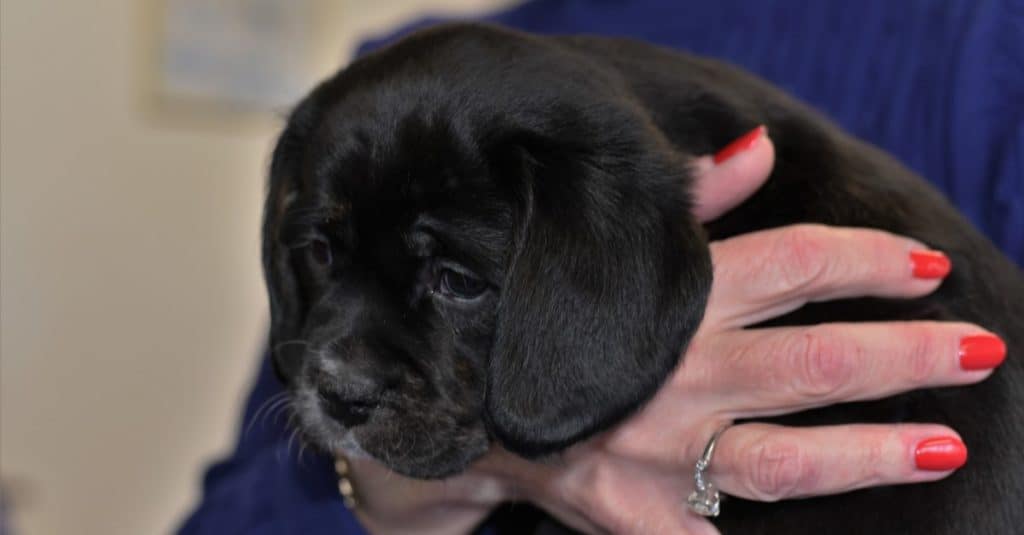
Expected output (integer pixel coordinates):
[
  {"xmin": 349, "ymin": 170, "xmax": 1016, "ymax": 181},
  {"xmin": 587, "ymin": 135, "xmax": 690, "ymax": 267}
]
[
  {"xmin": 317, "ymin": 367, "xmax": 384, "ymax": 428},
  {"xmin": 319, "ymin": 385, "xmax": 377, "ymax": 428},
  {"xmin": 315, "ymin": 338, "xmax": 396, "ymax": 427}
]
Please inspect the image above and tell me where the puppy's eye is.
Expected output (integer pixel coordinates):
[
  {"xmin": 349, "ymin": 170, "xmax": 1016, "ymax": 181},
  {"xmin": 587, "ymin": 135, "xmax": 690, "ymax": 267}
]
[
  {"xmin": 306, "ymin": 238, "xmax": 332, "ymax": 267},
  {"xmin": 438, "ymin": 268, "xmax": 487, "ymax": 300}
]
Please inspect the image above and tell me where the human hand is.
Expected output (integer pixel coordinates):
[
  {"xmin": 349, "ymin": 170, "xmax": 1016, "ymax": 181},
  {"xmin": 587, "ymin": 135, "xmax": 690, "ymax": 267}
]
[{"xmin": 473, "ymin": 127, "xmax": 1003, "ymax": 535}]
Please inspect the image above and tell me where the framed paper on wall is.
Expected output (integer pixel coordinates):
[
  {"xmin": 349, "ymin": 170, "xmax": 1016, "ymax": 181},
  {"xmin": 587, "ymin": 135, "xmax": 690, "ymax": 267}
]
[{"xmin": 146, "ymin": 0, "xmax": 313, "ymax": 117}]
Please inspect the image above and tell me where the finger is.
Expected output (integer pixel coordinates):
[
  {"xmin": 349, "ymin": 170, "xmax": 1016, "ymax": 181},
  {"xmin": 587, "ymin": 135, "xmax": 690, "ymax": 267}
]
[
  {"xmin": 703, "ymin": 224, "xmax": 951, "ymax": 329},
  {"xmin": 692, "ymin": 126, "xmax": 774, "ymax": 222},
  {"xmin": 708, "ymin": 423, "xmax": 967, "ymax": 502},
  {"xmin": 689, "ymin": 322, "xmax": 1004, "ymax": 418}
]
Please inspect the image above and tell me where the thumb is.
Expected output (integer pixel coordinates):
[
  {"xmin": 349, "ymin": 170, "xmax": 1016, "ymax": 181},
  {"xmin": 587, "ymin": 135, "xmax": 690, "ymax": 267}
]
[{"xmin": 691, "ymin": 125, "xmax": 775, "ymax": 222}]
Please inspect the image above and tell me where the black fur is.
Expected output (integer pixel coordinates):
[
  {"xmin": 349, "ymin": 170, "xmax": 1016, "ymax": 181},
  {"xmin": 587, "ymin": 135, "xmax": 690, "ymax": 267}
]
[{"xmin": 263, "ymin": 23, "xmax": 1023, "ymax": 534}]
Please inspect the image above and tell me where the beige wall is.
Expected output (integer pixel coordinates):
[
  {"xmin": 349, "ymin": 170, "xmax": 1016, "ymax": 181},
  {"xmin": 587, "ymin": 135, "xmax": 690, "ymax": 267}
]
[{"xmin": 0, "ymin": 1, "xmax": 515, "ymax": 534}]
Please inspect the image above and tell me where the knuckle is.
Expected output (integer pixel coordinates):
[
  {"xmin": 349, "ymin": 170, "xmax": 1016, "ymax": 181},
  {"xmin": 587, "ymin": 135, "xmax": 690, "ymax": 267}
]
[
  {"xmin": 746, "ymin": 438, "xmax": 819, "ymax": 501},
  {"xmin": 860, "ymin": 230, "xmax": 904, "ymax": 281},
  {"xmin": 903, "ymin": 324, "xmax": 941, "ymax": 383},
  {"xmin": 784, "ymin": 327, "xmax": 859, "ymax": 399},
  {"xmin": 772, "ymin": 224, "xmax": 833, "ymax": 293},
  {"xmin": 859, "ymin": 430, "xmax": 889, "ymax": 484},
  {"xmin": 669, "ymin": 337, "xmax": 709, "ymax": 390},
  {"xmin": 862, "ymin": 428, "xmax": 902, "ymax": 483}
]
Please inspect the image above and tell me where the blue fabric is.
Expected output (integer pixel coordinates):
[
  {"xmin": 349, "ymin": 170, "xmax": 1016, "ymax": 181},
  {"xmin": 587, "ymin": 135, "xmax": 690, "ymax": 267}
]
[{"xmin": 178, "ymin": 1, "xmax": 1023, "ymax": 533}]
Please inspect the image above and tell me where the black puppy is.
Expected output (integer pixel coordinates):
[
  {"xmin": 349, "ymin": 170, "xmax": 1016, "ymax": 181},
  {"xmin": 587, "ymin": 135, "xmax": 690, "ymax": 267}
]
[{"xmin": 263, "ymin": 23, "xmax": 1023, "ymax": 534}]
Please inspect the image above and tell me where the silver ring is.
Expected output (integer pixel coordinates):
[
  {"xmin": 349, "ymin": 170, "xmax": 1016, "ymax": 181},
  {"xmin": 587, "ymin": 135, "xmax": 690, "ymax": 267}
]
[{"xmin": 686, "ymin": 424, "xmax": 730, "ymax": 517}]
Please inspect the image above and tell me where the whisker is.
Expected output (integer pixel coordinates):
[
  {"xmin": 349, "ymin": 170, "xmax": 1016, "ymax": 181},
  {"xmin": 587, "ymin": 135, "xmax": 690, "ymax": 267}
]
[
  {"xmin": 286, "ymin": 428, "xmax": 300, "ymax": 460},
  {"xmin": 267, "ymin": 398, "xmax": 294, "ymax": 426},
  {"xmin": 243, "ymin": 391, "xmax": 290, "ymax": 436}
]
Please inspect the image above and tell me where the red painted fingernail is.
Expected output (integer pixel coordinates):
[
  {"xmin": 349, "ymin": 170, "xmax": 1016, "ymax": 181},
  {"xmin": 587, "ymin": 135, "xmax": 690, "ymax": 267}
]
[
  {"xmin": 960, "ymin": 334, "xmax": 1007, "ymax": 370},
  {"xmin": 914, "ymin": 437, "xmax": 967, "ymax": 471},
  {"xmin": 713, "ymin": 125, "xmax": 766, "ymax": 164},
  {"xmin": 910, "ymin": 250, "xmax": 951, "ymax": 279}
]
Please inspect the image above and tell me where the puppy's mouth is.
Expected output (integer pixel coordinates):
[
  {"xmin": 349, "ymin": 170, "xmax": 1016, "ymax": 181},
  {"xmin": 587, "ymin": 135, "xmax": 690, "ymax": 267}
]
[
  {"xmin": 288, "ymin": 355, "xmax": 490, "ymax": 478},
  {"xmin": 289, "ymin": 378, "xmax": 491, "ymax": 478}
]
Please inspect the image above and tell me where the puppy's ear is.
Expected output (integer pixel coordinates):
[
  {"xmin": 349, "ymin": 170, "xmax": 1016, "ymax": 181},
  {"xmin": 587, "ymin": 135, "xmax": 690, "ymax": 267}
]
[
  {"xmin": 262, "ymin": 101, "xmax": 318, "ymax": 383},
  {"xmin": 486, "ymin": 140, "xmax": 713, "ymax": 456}
]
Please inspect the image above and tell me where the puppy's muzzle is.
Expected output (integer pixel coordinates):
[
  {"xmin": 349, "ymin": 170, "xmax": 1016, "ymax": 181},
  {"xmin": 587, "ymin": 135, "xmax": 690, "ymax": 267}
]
[{"xmin": 314, "ymin": 337, "xmax": 396, "ymax": 427}]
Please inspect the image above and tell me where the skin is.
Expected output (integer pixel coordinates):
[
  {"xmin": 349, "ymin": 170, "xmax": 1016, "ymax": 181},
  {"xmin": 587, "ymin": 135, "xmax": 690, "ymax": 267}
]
[{"xmin": 341, "ymin": 132, "xmax": 996, "ymax": 535}]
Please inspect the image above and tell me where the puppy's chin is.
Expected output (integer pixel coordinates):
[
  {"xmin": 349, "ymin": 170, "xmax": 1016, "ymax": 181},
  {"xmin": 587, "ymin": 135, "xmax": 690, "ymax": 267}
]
[{"xmin": 292, "ymin": 384, "xmax": 491, "ymax": 479}]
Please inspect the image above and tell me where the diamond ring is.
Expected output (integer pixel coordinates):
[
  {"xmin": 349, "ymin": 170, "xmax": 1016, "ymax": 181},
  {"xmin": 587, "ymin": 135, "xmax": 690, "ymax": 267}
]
[{"xmin": 686, "ymin": 424, "xmax": 731, "ymax": 517}]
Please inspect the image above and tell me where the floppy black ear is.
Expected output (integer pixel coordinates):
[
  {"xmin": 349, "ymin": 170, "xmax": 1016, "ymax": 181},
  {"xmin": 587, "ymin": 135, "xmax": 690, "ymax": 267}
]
[
  {"xmin": 486, "ymin": 140, "xmax": 713, "ymax": 456},
  {"xmin": 262, "ymin": 100, "xmax": 319, "ymax": 383}
]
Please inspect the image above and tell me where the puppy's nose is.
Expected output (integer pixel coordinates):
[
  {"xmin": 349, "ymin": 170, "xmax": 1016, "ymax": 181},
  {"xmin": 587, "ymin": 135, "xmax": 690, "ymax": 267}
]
[
  {"xmin": 316, "ymin": 338, "xmax": 395, "ymax": 427},
  {"xmin": 317, "ymin": 371, "xmax": 382, "ymax": 428},
  {"xmin": 319, "ymin": 384, "xmax": 377, "ymax": 428}
]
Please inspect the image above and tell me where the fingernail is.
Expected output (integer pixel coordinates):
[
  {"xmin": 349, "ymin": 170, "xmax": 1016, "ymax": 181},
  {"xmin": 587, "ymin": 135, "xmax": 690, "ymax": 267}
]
[
  {"xmin": 959, "ymin": 334, "xmax": 1007, "ymax": 370},
  {"xmin": 914, "ymin": 436, "xmax": 967, "ymax": 471},
  {"xmin": 713, "ymin": 125, "xmax": 767, "ymax": 164},
  {"xmin": 910, "ymin": 250, "xmax": 951, "ymax": 279}
]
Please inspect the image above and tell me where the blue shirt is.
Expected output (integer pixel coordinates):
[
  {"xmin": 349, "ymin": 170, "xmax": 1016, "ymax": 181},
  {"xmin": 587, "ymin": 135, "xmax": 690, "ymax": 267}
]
[{"xmin": 179, "ymin": 1, "xmax": 1023, "ymax": 533}]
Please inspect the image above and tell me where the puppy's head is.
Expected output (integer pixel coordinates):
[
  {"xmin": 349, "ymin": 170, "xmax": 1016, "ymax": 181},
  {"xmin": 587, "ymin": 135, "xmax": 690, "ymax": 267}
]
[{"xmin": 263, "ymin": 24, "xmax": 712, "ymax": 478}]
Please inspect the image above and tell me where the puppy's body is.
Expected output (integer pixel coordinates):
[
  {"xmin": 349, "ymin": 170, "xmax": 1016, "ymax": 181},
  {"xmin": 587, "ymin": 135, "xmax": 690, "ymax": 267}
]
[{"xmin": 264, "ymin": 24, "xmax": 1023, "ymax": 534}]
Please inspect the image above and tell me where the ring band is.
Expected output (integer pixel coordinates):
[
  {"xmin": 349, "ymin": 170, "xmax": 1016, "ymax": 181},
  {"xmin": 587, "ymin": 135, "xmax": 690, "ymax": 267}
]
[{"xmin": 686, "ymin": 424, "xmax": 730, "ymax": 517}]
